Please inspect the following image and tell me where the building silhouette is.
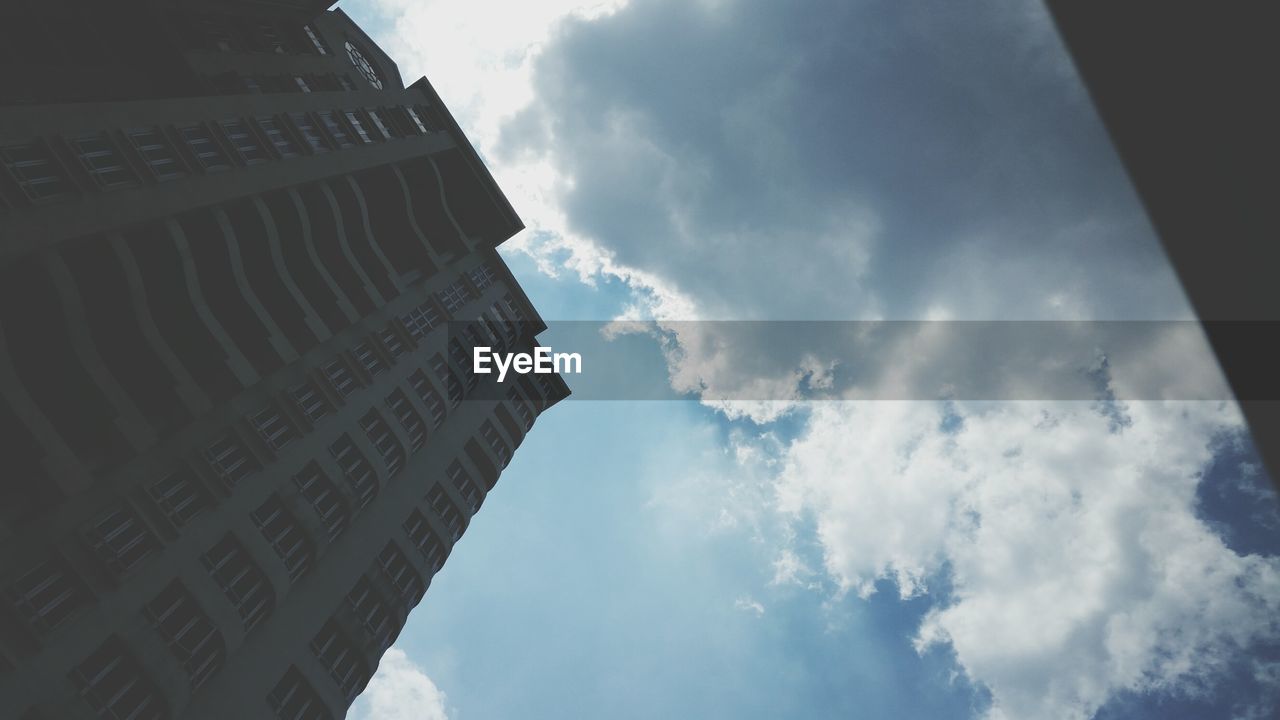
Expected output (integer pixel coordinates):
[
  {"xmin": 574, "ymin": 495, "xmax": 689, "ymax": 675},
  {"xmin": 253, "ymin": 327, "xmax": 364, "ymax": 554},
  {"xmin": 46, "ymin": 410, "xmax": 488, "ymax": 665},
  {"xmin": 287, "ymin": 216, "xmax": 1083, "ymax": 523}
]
[{"xmin": 0, "ymin": 1, "xmax": 568, "ymax": 717}]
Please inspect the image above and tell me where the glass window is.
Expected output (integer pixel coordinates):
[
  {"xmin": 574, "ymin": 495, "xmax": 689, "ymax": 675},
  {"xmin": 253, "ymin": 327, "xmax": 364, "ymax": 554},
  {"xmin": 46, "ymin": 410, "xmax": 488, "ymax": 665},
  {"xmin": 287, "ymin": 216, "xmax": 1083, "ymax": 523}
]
[
  {"xmin": 268, "ymin": 666, "xmax": 333, "ymax": 720},
  {"xmin": 82, "ymin": 504, "xmax": 159, "ymax": 575},
  {"xmin": 376, "ymin": 541, "xmax": 425, "ymax": 605},
  {"xmin": 310, "ymin": 620, "xmax": 371, "ymax": 701},
  {"xmin": 426, "ymin": 483, "xmax": 465, "ymax": 541},
  {"xmin": 329, "ymin": 435, "xmax": 377, "ymax": 509},
  {"xmin": 408, "ymin": 369, "xmax": 448, "ymax": 428},
  {"xmin": 291, "ymin": 379, "xmax": 333, "ymax": 424},
  {"xmin": 448, "ymin": 460, "xmax": 483, "ymax": 512},
  {"xmin": 69, "ymin": 637, "xmax": 167, "ymax": 720},
  {"xmin": 367, "ymin": 108, "xmax": 395, "ymax": 140},
  {"xmin": 361, "ymin": 409, "xmax": 405, "ymax": 477},
  {"xmin": 127, "ymin": 127, "xmax": 186, "ymax": 181},
  {"xmin": 303, "ymin": 25, "xmax": 329, "ymax": 55},
  {"xmin": 343, "ymin": 110, "xmax": 373, "ymax": 144},
  {"xmin": 287, "ymin": 112, "xmax": 327, "ymax": 153},
  {"xmin": 144, "ymin": 581, "xmax": 225, "ymax": 691},
  {"xmin": 293, "ymin": 463, "xmax": 349, "ymax": 540},
  {"xmin": 219, "ymin": 119, "xmax": 268, "ymax": 165},
  {"xmin": 256, "ymin": 116, "xmax": 299, "ymax": 158},
  {"xmin": 252, "ymin": 495, "xmax": 314, "ymax": 581},
  {"xmin": 318, "ymin": 111, "xmax": 354, "ymax": 149},
  {"xmin": 5, "ymin": 555, "xmax": 90, "ymax": 633},
  {"xmin": 386, "ymin": 389, "xmax": 426, "ymax": 452},
  {"xmin": 201, "ymin": 534, "xmax": 274, "ymax": 630},
  {"xmin": 323, "ymin": 355, "xmax": 359, "ymax": 397},
  {"xmin": 402, "ymin": 509, "xmax": 447, "ymax": 570},
  {"xmin": 347, "ymin": 577, "xmax": 396, "ymax": 650},
  {"xmin": 148, "ymin": 466, "xmax": 209, "ymax": 528},
  {"xmin": 0, "ymin": 141, "xmax": 74, "ymax": 202},
  {"xmin": 203, "ymin": 432, "xmax": 260, "ymax": 488},
  {"xmin": 71, "ymin": 133, "xmax": 137, "ymax": 189},
  {"xmin": 179, "ymin": 124, "xmax": 231, "ymax": 172}
]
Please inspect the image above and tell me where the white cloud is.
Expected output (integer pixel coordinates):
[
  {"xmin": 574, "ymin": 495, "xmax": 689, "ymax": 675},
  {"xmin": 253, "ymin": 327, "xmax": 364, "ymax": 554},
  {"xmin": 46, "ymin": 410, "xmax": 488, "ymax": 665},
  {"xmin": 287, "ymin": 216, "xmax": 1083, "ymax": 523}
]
[
  {"xmin": 734, "ymin": 595, "xmax": 766, "ymax": 616},
  {"xmin": 349, "ymin": 648, "xmax": 451, "ymax": 720},
  {"xmin": 772, "ymin": 400, "xmax": 1280, "ymax": 719}
]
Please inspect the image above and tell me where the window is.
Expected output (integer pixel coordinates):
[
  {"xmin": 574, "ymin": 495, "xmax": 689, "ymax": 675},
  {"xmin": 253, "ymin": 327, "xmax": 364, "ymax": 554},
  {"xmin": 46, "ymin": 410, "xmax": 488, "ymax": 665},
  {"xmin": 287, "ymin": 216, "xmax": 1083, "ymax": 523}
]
[
  {"xmin": 268, "ymin": 666, "xmax": 333, "ymax": 720},
  {"xmin": 294, "ymin": 75, "xmax": 312, "ymax": 93},
  {"xmin": 259, "ymin": 24, "xmax": 290, "ymax": 54},
  {"xmin": 293, "ymin": 463, "xmax": 350, "ymax": 540},
  {"xmin": 449, "ymin": 337, "xmax": 478, "ymax": 391},
  {"xmin": 430, "ymin": 354, "xmax": 464, "ymax": 408},
  {"xmin": 508, "ymin": 387, "xmax": 535, "ymax": 430},
  {"xmin": 71, "ymin": 133, "xmax": 137, "ymax": 189},
  {"xmin": 401, "ymin": 301, "xmax": 442, "ymax": 342},
  {"xmin": 127, "ymin": 127, "xmax": 186, "ymax": 181},
  {"xmin": 203, "ymin": 432, "xmax": 259, "ymax": 488},
  {"xmin": 426, "ymin": 484, "xmax": 465, "ymax": 541},
  {"xmin": 405, "ymin": 106, "xmax": 432, "ymax": 134},
  {"xmin": 303, "ymin": 25, "xmax": 329, "ymax": 55},
  {"xmin": 408, "ymin": 370, "xmax": 447, "ymax": 428},
  {"xmin": 468, "ymin": 263, "xmax": 498, "ymax": 292},
  {"xmin": 83, "ymin": 505, "xmax": 159, "ymax": 575},
  {"xmin": 69, "ymin": 637, "xmax": 167, "ymax": 720},
  {"xmin": 380, "ymin": 326, "xmax": 406, "ymax": 360},
  {"xmin": 5, "ymin": 555, "xmax": 90, "ymax": 633},
  {"xmin": 347, "ymin": 577, "xmax": 396, "ymax": 650},
  {"xmin": 376, "ymin": 542, "xmax": 425, "ymax": 605},
  {"xmin": 148, "ymin": 467, "xmax": 209, "ymax": 528},
  {"xmin": 387, "ymin": 107, "xmax": 421, "ymax": 136},
  {"xmin": 243, "ymin": 75, "xmax": 264, "ymax": 94},
  {"xmin": 436, "ymin": 279, "xmax": 474, "ymax": 315},
  {"xmin": 323, "ymin": 356, "xmax": 359, "ymax": 397},
  {"xmin": 310, "ymin": 620, "xmax": 371, "ymax": 701},
  {"xmin": 329, "ymin": 435, "xmax": 377, "ymax": 509},
  {"xmin": 353, "ymin": 341, "xmax": 387, "ymax": 378},
  {"xmin": 537, "ymin": 374, "xmax": 559, "ymax": 404},
  {"xmin": 480, "ymin": 420, "xmax": 511, "ymax": 468},
  {"xmin": 291, "ymin": 379, "xmax": 333, "ymax": 424},
  {"xmin": 257, "ymin": 116, "xmax": 299, "ymax": 158},
  {"xmin": 448, "ymin": 461, "xmax": 483, "ymax": 513},
  {"xmin": 179, "ymin": 124, "xmax": 231, "ymax": 172},
  {"xmin": 386, "ymin": 390, "xmax": 426, "ymax": 452},
  {"xmin": 198, "ymin": 16, "xmax": 237, "ymax": 52},
  {"xmin": 402, "ymin": 509, "xmax": 447, "ymax": 570},
  {"xmin": 289, "ymin": 112, "xmax": 328, "ymax": 153},
  {"xmin": 1, "ymin": 141, "xmax": 74, "ymax": 202},
  {"xmin": 201, "ymin": 534, "xmax": 274, "ymax": 630},
  {"xmin": 250, "ymin": 403, "xmax": 297, "ymax": 451},
  {"xmin": 144, "ymin": 581, "xmax": 225, "ymax": 691},
  {"xmin": 220, "ymin": 119, "xmax": 268, "ymax": 165},
  {"xmin": 318, "ymin": 111, "xmax": 354, "ymax": 149},
  {"xmin": 367, "ymin": 108, "xmax": 395, "ymax": 140},
  {"xmin": 345, "ymin": 41, "xmax": 383, "ymax": 89},
  {"xmin": 343, "ymin": 110, "xmax": 373, "ymax": 144},
  {"xmin": 361, "ymin": 409, "xmax": 405, "ymax": 477},
  {"xmin": 252, "ymin": 495, "xmax": 314, "ymax": 581}
]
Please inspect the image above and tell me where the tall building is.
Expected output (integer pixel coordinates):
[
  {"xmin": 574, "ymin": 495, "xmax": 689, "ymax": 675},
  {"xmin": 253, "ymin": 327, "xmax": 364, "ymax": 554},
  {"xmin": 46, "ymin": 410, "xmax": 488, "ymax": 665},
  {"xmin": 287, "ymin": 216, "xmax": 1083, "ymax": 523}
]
[{"xmin": 0, "ymin": 2, "xmax": 569, "ymax": 718}]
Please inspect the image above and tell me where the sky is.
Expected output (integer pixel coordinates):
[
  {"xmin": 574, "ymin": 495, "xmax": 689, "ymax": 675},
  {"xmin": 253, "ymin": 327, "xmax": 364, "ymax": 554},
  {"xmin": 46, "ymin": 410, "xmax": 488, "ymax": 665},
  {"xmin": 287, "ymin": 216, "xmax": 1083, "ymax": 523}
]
[{"xmin": 339, "ymin": 1, "xmax": 1280, "ymax": 718}]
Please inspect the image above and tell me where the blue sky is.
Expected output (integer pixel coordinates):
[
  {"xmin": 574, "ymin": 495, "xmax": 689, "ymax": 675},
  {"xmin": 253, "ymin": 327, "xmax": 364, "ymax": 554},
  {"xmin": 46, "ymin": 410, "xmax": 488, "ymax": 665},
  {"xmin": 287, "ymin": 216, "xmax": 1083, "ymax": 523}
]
[{"xmin": 341, "ymin": 2, "xmax": 1280, "ymax": 718}]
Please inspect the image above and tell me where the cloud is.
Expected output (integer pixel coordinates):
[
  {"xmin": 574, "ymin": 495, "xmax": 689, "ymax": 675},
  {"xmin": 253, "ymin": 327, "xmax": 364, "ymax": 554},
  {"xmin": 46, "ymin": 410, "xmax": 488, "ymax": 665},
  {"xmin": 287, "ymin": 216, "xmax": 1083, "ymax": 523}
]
[
  {"xmin": 771, "ymin": 400, "xmax": 1280, "ymax": 719},
  {"xmin": 349, "ymin": 648, "xmax": 451, "ymax": 720},
  {"xmin": 734, "ymin": 595, "xmax": 766, "ymax": 616}
]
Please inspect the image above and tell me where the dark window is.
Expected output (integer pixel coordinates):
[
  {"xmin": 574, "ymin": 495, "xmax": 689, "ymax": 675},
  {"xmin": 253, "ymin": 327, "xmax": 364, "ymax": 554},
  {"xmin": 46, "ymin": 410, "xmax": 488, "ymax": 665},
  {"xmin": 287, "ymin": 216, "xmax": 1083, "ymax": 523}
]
[
  {"xmin": 408, "ymin": 370, "xmax": 448, "ymax": 428},
  {"xmin": 257, "ymin": 116, "xmax": 299, "ymax": 158},
  {"xmin": 386, "ymin": 390, "xmax": 426, "ymax": 452},
  {"xmin": 426, "ymin": 484, "xmax": 465, "ymax": 541},
  {"xmin": 83, "ymin": 505, "xmax": 159, "ymax": 575},
  {"xmin": 468, "ymin": 263, "xmax": 498, "ymax": 292},
  {"xmin": 294, "ymin": 75, "xmax": 312, "ymax": 93},
  {"xmin": 201, "ymin": 534, "xmax": 274, "ymax": 631},
  {"xmin": 1, "ymin": 141, "xmax": 74, "ymax": 202},
  {"xmin": 361, "ymin": 410, "xmax": 405, "ymax": 477},
  {"xmin": 259, "ymin": 24, "xmax": 290, "ymax": 54},
  {"xmin": 220, "ymin": 120, "xmax": 268, "ymax": 165},
  {"xmin": 430, "ymin": 354, "xmax": 463, "ymax": 408},
  {"xmin": 353, "ymin": 341, "xmax": 387, "ymax": 378},
  {"xmin": 343, "ymin": 110, "xmax": 373, "ymax": 144},
  {"xmin": 252, "ymin": 495, "xmax": 314, "ymax": 581},
  {"xmin": 179, "ymin": 124, "xmax": 231, "ymax": 172},
  {"xmin": 318, "ymin": 111, "xmax": 354, "ymax": 149},
  {"xmin": 5, "ymin": 555, "xmax": 90, "ymax": 633},
  {"xmin": 329, "ymin": 435, "xmax": 377, "ymax": 509},
  {"xmin": 250, "ymin": 403, "xmax": 297, "ymax": 451},
  {"xmin": 347, "ymin": 577, "xmax": 396, "ymax": 650},
  {"xmin": 310, "ymin": 621, "xmax": 370, "ymax": 702},
  {"xmin": 144, "ymin": 581, "xmax": 225, "ymax": 691},
  {"xmin": 402, "ymin": 509, "xmax": 447, "ymax": 571},
  {"xmin": 380, "ymin": 327, "xmax": 406, "ymax": 360},
  {"xmin": 267, "ymin": 666, "xmax": 333, "ymax": 720},
  {"xmin": 203, "ymin": 432, "xmax": 259, "ymax": 488},
  {"xmin": 69, "ymin": 637, "xmax": 167, "ymax": 720},
  {"xmin": 71, "ymin": 133, "xmax": 137, "ymax": 189},
  {"xmin": 448, "ymin": 461, "xmax": 483, "ymax": 513},
  {"xmin": 148, "ymin": 467, "xmax": 209, "ymax": 528},
  {"xmin": 323, "ymin": 356, "xmax": 359, "ymax": 398},
  {"xmin": 377, "ymin": 541, "xmax": 425, "ymax": 605},
  {"xmin": 293, "ymin": 463, "xmax": 349, "ymax": 540},
  {"xmin": 436, "ymin": 279, "xmax": 474, "ymax": 316},
  {"xmin": 289, "ymin": 112, "xmax": 328, "ymax": 153},
  {"xmin": 367, "ymin": 109, "xmax": 395, "ymax": 140},
  {"xmin": 127, "ymin": 127, "xmax": 186, "ymax": 181},
  {"xmin": 450, "ymin": 337, "xmax": 479, "ymax": 392},
  {"xmin": 508, "ymin": 387, "xmax": 535, "ymax": 430},
  {"xmin": 405, "ymin": 106, "xmax": 432, "ymax": 134},
  {"xmin": 291, "ymin": 379, "xmax": 333, "ymax": 424},
  {"xmin": 401, "ymin": 301, "xmax": 442, "ymax": 342},
  {"xmin": 480, "ymin": 420, "xmax": 511, "ymax": 468},
  {"xmin": 303, "ymin": 25, "xmax": 329, "ymax": 55}
]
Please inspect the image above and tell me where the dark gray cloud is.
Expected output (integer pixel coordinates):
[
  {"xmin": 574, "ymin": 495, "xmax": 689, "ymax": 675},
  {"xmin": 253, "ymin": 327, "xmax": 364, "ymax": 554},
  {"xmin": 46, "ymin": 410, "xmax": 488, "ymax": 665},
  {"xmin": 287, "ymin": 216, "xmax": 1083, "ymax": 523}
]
[{"xmin": 500, "ymin": 0, "xmax": 1187, "ymax": 320}]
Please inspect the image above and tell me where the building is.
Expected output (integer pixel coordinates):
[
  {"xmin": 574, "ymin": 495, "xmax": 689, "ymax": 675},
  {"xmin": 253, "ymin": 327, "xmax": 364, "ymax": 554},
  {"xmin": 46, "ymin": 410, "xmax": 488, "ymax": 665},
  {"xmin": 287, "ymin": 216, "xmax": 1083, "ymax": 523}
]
[{"xmin": 0, "ymin": 1, "xmax": 569, "ymax": 718}]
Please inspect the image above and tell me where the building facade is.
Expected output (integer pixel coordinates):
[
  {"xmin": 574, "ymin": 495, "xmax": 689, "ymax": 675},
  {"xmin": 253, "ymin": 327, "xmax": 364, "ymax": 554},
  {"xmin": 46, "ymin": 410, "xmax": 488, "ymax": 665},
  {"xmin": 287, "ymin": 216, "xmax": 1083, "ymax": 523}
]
[{"xmin": 0, "ymin": 2, "xmax": 569, "ymax": 718}]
